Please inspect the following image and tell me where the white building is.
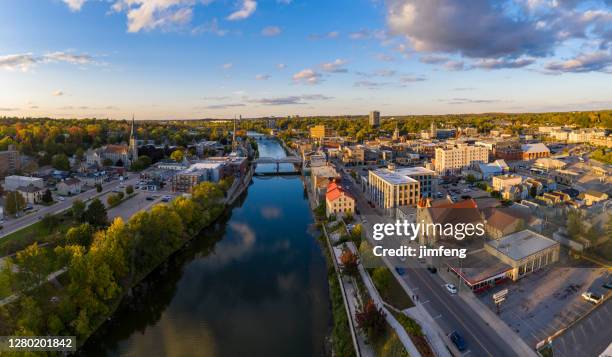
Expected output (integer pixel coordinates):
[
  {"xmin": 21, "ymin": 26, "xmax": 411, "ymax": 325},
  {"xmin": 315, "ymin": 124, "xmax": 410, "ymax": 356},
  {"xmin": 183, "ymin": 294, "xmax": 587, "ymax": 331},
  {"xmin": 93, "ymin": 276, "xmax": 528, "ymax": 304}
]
[
  {"xmin": 434, "ymin": 144, "xmax": 489, "ymax": 175},
  {"xmin": 4, "ymin": 175, "xmax": 44, "ymax": 191}
]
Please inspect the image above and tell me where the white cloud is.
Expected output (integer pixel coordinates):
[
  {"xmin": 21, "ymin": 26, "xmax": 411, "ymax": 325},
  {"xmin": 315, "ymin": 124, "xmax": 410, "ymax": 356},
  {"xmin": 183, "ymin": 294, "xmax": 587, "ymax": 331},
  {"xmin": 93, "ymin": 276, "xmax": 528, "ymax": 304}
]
[
  {"xmin": 292, "ymin": 68, "xmax": 321, "ymax": 84},
  {"xmin": 321, "ymin": 58, "xmax": 348, "ymax": 73},
  {"xmin": 62, "ymin": 0, "xmax": 86, "ymax": 11},
  {"xmin": 261, "ymin": 26, "xmax": 281, "ymax": 36},
  {"xmin": 53, "ymin": 90, "xmax": 64, "ymax": 96},
  {"xmin": 0, "ymin": 51, "xmax": 94, "ymax": 72},
  {"xmin": 276, "ymin": 63, "xmax": 287, "ymax": 69},
  {"xmin": 0, "ymin": 53, "xmax": 37, "ymax": 72},
  {"xmin": 227, "ymin": 0, "xmax": 257, "ymax": 21},
  {"xmin": 43, "ymin": 51, "xmax": 93, "ymax": 64},
  {"xmin": 222, "ymin": 62, "xmax": 233, "ymax": 69},
  {"xmin": 111, "ymin": 0, "xmax": 196, "ymax": 33},
  {"xmin": 255, "ymin": 74, "xmax": 270, "ymax": 80}
]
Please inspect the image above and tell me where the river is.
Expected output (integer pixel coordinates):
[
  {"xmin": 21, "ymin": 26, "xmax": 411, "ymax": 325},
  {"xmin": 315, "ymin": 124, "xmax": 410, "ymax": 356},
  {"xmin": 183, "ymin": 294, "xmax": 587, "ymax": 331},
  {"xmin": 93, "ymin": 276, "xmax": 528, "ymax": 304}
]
[{"xmin": 81, "ymin": 138, "xmax": 331, "ymax": 357}]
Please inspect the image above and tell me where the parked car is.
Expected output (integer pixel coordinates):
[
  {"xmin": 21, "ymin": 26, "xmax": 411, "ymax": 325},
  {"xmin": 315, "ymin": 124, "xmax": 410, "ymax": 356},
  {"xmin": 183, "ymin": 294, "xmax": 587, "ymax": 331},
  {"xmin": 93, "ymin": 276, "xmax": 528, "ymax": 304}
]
[
  {"xmin": 146, "ymin": 196, "xmax": 154, "ymax": 201},
  {"xmin": 449, "ymin": 331, "xmax": 466, "ymax": 351},
  {"xmin": 445, "ymin": 283, "xmax": 458, "ymax": 294},
  {"xmin": 582, "ymin": 291, "xmax": 602, "ymax": 304},
  {"xmin": 57, "ymin": 196, "xmax": 65, "ymax": 201},
  {"xmin": 603, "ymin": 281, "xmax": 612, "ymax": 290}
]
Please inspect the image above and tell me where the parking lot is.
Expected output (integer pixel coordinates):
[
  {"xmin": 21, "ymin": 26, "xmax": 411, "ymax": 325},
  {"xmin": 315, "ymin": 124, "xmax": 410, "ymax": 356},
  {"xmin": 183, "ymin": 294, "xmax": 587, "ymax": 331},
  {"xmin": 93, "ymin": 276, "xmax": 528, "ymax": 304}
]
[{"xmin": 477, "ymin": 265, "xmax": 609, "ymax": 349}]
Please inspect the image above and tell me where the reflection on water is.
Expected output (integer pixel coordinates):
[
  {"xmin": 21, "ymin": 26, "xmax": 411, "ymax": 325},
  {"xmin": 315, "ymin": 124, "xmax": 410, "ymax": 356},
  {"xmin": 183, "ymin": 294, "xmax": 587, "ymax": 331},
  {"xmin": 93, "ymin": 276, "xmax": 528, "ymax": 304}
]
[{"xmin": 81, "ymin": 139, "xmax": 331, "ymax": 357}]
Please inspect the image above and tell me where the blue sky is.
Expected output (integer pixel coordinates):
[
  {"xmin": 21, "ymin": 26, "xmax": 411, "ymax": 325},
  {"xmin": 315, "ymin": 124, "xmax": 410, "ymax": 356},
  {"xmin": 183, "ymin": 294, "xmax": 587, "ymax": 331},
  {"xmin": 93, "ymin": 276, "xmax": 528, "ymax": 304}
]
[{"xmin": 0, "ymin": 0, "xmax": 611, "ymax": 119}]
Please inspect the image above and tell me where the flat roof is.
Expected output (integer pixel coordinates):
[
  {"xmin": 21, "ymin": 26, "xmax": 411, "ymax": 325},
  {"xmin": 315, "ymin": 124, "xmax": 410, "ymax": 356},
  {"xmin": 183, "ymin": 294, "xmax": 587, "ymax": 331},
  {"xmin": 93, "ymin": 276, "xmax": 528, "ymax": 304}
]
[
  {"xmin": 486, "ymin": 230, "xmax": 558, "ymax": 261},
  {"xmin": 394, "ymin": 166, "xmax": 435, "ymax": 176},
  {"xmin": 371, "ymin": 168, "xmax": 418, "ymax": 185},
  {"xmin": 448, "ymin": 249, "xmax": 511, "ymax": 285}
]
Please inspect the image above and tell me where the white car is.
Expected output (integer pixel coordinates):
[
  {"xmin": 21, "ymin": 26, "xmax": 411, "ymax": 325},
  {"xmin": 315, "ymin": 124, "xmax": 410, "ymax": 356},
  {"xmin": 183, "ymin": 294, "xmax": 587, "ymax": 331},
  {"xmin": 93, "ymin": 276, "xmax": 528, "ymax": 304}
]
[
  {"xmin": 57, "ymin": 196, "xmax": 65, "ymax": 201},
  {"xmin": 445, "ymin": 283, "xmax": 458, "ymax": 294},
  {"xmin": 581, "ymin": 291, "xmax": 602, "ymax": 304}
]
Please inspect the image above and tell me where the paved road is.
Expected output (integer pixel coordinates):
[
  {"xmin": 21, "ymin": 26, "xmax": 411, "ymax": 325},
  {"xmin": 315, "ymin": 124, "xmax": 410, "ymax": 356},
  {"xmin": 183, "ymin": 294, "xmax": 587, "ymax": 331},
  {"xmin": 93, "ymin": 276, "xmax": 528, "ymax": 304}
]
[
  {"xmin": 0, "ymin": 175, "xmax": 140, "ymax": 238},
  {"xmin": 339, "ymin": 169, "xmax": 518, "ymax": 357}
]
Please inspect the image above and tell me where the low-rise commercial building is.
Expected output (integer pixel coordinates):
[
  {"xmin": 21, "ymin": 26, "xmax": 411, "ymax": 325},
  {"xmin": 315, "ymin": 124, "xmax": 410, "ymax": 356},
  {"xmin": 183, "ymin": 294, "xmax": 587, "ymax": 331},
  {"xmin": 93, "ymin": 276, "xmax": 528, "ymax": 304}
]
[
  {"xmin": 521, "ymin": 143, "xmax": 550, "ymax": 160},
  {"xmin": 4, "ymin": 175, "xmax": 44, "ymax": 191},
  {"xmin": 485, "ymin": 230, "xmax": 560, "ymax": 281},
  {"xmin": 172, "ymin": 162, "xmax": 222, "ymax": 192}
]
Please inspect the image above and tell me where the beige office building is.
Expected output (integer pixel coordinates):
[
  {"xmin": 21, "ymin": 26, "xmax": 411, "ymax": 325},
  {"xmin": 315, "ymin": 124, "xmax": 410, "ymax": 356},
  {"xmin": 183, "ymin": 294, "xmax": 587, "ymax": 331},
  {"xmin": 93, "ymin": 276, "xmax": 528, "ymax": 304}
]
[
  {"xmin": 368, "ymin": 167, "xmax": 420, "ymax": 210},
  {"xmin": 434, "ymin": 144, "xmax": 489, "ymax": 174}
]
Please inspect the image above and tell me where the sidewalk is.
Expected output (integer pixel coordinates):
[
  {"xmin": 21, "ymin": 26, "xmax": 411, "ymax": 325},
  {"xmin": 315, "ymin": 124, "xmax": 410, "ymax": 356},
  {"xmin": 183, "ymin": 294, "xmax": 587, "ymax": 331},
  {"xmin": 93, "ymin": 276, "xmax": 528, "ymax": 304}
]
[{"xmin": 345, "ymin": 242, "xmax": 422, "ymax": 357}]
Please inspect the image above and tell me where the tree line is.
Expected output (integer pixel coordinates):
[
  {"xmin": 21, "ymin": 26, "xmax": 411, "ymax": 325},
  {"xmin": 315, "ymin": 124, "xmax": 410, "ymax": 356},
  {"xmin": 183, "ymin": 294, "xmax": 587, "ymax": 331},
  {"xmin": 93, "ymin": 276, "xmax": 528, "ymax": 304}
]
[{"xmin": 0, "ymin": 180, "xmax": 227, "ymax": 345}]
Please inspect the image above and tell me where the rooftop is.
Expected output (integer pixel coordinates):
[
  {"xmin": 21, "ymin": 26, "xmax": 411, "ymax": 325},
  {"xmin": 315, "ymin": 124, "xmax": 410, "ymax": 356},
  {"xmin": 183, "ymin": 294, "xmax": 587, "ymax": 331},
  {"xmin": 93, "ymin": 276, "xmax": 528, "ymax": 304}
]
[
  {"xmin": 521, "ymin": 143, "xmax": 550, "ymax": 153},
  {"xmin": 370, "ymin": 168, "xmax": 419, "ymax": 185},
  {"xmin": 486, "ymin": 230, "xmax": 558, "ymax": 261}
]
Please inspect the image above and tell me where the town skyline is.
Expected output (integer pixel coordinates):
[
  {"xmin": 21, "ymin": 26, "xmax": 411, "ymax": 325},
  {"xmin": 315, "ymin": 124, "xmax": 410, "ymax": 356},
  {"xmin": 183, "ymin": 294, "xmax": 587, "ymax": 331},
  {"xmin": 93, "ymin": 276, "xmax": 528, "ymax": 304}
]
[{"xmin": 1, "ymin": 0, "xmax": 612, "ymax": 120}]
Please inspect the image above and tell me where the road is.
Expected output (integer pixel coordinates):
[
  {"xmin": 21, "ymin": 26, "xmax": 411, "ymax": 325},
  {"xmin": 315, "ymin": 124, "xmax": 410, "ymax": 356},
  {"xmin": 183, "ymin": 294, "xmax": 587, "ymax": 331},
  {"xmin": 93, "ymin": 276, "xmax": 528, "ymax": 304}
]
[
  {"xmin": 0, "ymin": 175, "xmax": 140, "ymax": 239},
  {"xmin": 339, "ymin": 168, "xmax": 519, "ymax": 357}
]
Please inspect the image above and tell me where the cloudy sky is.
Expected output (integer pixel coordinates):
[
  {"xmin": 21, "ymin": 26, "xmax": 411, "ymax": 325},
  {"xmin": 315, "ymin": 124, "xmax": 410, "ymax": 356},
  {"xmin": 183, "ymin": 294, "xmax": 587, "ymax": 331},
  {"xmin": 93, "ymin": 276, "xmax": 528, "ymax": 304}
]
[{"xmin": 0, "ymin": 0, "xmax": 611, "ymax": 119}]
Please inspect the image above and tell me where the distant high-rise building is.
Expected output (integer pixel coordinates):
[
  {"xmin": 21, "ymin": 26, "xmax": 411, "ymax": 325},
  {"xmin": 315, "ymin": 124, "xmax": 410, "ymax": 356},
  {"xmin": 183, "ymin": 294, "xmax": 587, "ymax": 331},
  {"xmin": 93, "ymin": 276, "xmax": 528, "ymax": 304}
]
[
  {"xmin": 0, "ymin": 145, "xmax": 20, "ymax": 177},
  {"xmin": 369, "ymin": 111, "xmax": 380, "ymax": 127},
  {"xmin": 430, "ymin": 121, "xmax": 437, "ymax": 137}
]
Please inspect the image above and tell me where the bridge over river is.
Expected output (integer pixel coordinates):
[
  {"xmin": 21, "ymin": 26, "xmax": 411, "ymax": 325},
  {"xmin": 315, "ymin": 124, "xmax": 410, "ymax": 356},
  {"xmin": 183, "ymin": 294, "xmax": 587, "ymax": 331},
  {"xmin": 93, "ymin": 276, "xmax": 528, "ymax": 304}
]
[{"xmin": 253, "ymin": 156, "xmax": 303, "ymax": 174}]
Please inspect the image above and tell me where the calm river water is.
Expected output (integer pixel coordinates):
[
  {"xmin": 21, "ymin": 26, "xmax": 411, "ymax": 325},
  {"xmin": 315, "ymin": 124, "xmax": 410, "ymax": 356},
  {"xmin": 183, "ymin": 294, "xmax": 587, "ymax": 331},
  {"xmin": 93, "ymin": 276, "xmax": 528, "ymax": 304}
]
[{"xmin": 81, "ymin": 138, "xmax": 331, "ymax": 357}]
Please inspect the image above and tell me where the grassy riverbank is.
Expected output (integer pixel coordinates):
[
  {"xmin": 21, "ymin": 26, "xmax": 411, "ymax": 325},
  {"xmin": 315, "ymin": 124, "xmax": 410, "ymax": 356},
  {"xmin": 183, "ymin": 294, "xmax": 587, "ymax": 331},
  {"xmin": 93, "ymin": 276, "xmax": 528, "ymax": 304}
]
[{"xmin": 0, "ymin": 180, "xmax": 233, "ymax": 347}]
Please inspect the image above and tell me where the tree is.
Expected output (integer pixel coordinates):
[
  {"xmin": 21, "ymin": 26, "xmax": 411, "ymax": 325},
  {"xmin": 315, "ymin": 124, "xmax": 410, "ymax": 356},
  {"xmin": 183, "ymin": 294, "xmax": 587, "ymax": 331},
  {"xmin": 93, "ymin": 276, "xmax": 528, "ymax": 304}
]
[
  {"xmin": 52, "ymin": 153, "xmax": 70, "ymax": 171},
  {"xmin": 566, "ymin": 210, "xmax": 584, "ymax": 240},
  {"xmin": 125, "ymin": 185, "xmax": 134, "ymax": 195},
  {"xmin": 351, "ymin": 224, "xmax": 363, "ymax": 245},
  {"xmin": 340, "ymin": 248, "xmax": 359, "ymax": 277},
  {"xmin": 5, "ymin": 191, "xmax": 26, "ymax": 216},
  {"xmin": 14, "ymin": 243, "xmax": 51, "ymax": 291},
  {"xmin": 83, "ymin": 198, "xmax": 108, "ymax": 227},
  {"xmin": 42, "ymin": 189, "xmax": 53, "ymax": 203},
  {"xmin": 95, "ymin": 183, "xmax": 102, "ymax": 193},
  {"xmin": 356, "ymin": 299, "xmax": 386, "ymax": 341},
  {"xmin": 530, "ymin": 185, "xmax": 538, "ymax": 198},
  {"xmin": 372, "ymin": 267, "xmax": 393, "ymax": 294},
  {"xmin": 72, "ymin": 199, "xmax": 86, "ymax": 220},
  {"xmin": 102, "ymin": 158, "xmax": 113, "ymax": 167},
  {"xmin": 65, "ymin": 223, "xmax": 94, "ymax": 247},
  {"xmin": 170, "ymin": 149, "xmax": 184, "ymax": 162},
  {"xmin": 107, "ymin": 194, "xmax": 121, "ymax": 207}
]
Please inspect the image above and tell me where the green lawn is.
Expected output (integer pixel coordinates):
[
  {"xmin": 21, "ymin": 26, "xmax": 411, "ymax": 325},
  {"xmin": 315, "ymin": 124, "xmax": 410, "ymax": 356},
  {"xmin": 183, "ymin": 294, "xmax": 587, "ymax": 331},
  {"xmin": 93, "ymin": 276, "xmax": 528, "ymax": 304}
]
[{"xmin": 0, "ymin": 214, "xmax": 74, "ymax": 256}]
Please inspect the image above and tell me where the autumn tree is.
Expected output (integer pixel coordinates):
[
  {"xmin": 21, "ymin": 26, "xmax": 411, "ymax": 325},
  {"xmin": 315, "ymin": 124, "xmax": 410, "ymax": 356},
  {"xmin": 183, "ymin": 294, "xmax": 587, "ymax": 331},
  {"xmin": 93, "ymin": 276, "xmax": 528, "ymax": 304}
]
[
  {"xmin": 356, "ymin": 299, "xmax": 386, "ymax": 341},
  {"xmin": 170, "ymin": 149, "xmax": 184, "ymax": 162},
  {"xmin": 340, "ymin": 248, "xmax": 359, "ymax": 277}
]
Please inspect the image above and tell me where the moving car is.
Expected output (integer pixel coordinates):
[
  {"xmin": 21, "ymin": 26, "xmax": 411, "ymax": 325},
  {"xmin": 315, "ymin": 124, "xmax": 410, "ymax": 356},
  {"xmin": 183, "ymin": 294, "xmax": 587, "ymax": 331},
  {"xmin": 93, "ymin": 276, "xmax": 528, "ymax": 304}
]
[
  {"xmin": 449, "ymin": 331, "xmax": 466, "ymax": 351},
  {"xmin": 427, "ymin": 265, "xmax": 437, "ymax": 274},
  {"xmin": 581, "ymin": 291, "xmax": 602, "ymax": 304},
  {"xmin": 445, "ymin": 283, "xmax": 458, "ymax": 294}
]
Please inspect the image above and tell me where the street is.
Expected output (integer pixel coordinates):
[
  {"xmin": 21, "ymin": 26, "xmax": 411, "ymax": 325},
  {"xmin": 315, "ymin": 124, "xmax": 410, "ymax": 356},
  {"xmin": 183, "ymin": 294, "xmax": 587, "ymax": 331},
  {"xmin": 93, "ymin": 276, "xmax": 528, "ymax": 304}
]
[
  {"xmin": 0, "ymin": 174, "xmax": 140, "ymax": 239},
  {"xmin": 339, "ymin": 168, "xmax": 521, "ymax": 357}
]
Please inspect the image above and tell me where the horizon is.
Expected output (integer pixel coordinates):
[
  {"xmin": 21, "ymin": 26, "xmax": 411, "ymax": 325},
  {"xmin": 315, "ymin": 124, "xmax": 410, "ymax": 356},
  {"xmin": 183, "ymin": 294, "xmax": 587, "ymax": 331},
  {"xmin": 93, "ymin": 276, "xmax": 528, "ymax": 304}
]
[{"xmin": 1, "ymin": 0, "xmax": 611, "ymax": 120}]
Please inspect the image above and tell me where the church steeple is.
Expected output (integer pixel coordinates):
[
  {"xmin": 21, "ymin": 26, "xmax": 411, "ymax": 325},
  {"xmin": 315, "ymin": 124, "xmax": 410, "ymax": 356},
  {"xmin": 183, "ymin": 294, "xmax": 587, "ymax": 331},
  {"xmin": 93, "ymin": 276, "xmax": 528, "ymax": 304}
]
[{"xmin": 129, "ymin": 115, "xmax": 138, "ymax": 161}]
